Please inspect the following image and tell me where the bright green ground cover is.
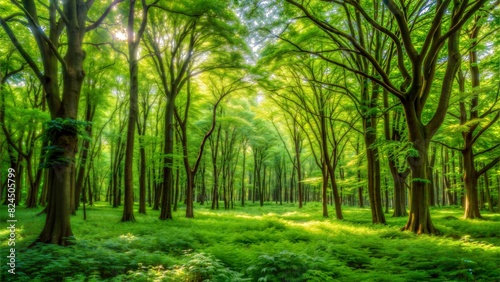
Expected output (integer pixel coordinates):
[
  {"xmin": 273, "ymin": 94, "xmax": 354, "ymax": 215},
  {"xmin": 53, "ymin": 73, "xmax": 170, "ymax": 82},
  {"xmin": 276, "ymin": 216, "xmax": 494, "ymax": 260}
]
[{"xmin": 0, "ymin": 202, "xmax": 499, "ymax": 281}]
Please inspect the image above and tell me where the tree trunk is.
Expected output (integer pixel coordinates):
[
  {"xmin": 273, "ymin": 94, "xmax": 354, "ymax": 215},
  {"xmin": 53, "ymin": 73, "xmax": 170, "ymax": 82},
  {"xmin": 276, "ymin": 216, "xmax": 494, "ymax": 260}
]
[
  {"xmin": 185, "ymin": 171, "xmax": 194, "ymax": 218},
  {"xmin": 401, "ymin": 115, "xmax": 436, "ymax": 234},
  {"xmin": 392, "ymin": 168, "xmax": 408, "ymax": 217},
  {"xmin": 241, "ymin": 143, "xmax": 246, "ymax": 207},
  {"xmin": 160, "ymin": 99, "xmax": 174, "ymax": 220},
  {"xmin": 483, "ymin": 171, "xmax": 493, "ymax": 212},
  {"xmin": 139, "ymin": 146, "xmax": 147, "ymax": 214},
  {"xmin": 34, "ymin": 132, "xmax": 78, "ymax": 245},
  {"xmin": 462, "ymin": 146, "xmax": 481, "ymax": 219},
  {"xmin": 321, "ymin": 163, "xmax": 329, "ymax": 218},
  {"xmin": 366, "ymin": 146, "xmax": 385, "ymax": 223}
]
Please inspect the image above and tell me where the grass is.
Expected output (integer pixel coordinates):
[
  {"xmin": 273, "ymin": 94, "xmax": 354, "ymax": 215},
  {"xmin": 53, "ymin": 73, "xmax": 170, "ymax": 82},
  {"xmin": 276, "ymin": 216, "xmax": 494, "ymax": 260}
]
[{"xmin": 0, "ymin": 202, "xmax": 499, "ymax": 281}]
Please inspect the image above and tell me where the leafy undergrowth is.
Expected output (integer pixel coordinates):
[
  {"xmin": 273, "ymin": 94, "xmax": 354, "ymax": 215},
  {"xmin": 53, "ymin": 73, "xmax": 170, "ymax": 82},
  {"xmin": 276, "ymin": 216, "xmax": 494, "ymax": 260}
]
[{"xmin": 0, "ymin": 202, "xmax": 499, "ymax": 281}]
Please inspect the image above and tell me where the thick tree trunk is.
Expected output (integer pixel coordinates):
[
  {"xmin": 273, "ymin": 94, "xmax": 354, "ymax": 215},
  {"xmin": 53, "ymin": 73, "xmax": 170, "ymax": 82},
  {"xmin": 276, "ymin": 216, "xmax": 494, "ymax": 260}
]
[
  {"xmin": 403, "ymin": 158, "xmax": 436, "ymax": 234},
  {"xmin": 401, "ymin": 115, "xmax": 436, "ymax": 234},
  {"xmin": 33, "ymin": 132, "xmax": 78, "ymax": 246}
]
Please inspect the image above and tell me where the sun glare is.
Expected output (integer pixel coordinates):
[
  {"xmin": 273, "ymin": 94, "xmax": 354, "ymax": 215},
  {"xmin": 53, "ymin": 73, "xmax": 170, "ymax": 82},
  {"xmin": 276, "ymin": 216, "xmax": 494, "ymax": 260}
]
[{"xmin": 114, "ymin": 31, "xmax": 127, "ymax": 41}]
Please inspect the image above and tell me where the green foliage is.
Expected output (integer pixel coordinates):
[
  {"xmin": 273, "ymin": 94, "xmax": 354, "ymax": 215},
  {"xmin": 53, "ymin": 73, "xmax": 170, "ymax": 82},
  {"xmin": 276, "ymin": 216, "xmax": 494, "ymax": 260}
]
[
  {"xmin": 412, "ymin": 178, "xmax": 431, "ymax": 184},
  {"xmin": 43, "ymin": 118, "xmax": 90, "ymax": 142},
  {"xmin": 120, "ymin": 252, "xmax": 246, "ymax": 282},
  {"xmin": 39, "ymin": 118, "xmax": 91, "ymax": 168},
  {"xmin": 247, "ymin": 250, "xmax": 336, "ymax": 282},
  {"xmin": 1, "ymin": 203, "xmax": 499, "ymax": 281}
]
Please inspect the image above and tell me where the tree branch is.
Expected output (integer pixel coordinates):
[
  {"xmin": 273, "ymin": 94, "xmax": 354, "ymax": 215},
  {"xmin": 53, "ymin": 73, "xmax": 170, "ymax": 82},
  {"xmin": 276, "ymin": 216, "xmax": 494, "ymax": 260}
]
[
  {"xmin": 50, "ymin": 0, "xmax": 70, "ymax": 26},
  {"xmin": 477, "ymin": 156, "xmax": 500, "ymax": 177},
  {"xmin": 431, "ymin": 140, "xmax": 461, "ymax": 151},
  {"xmin": 382, "ymin": 0, "xmax": 418, "ymax": 62},
  {"xmin": 476, "ymin": 143, "xmax": 500, "ymax": 156},
  {"xmin": 86, "ymin": 0, "xmax": 124, "ymax": 32},
  {"xmin": 0, "ymin": 17, "xmax": 45, "ymax": 83},
  {"xmin": 471, "ymin": 110, "xmax": 500, "ymax": 145}
]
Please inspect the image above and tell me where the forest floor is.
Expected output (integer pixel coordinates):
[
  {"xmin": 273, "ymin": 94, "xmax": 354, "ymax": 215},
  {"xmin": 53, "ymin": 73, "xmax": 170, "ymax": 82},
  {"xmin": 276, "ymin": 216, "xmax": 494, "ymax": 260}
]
[{"xmin": 1, "ymin": 202, "xmax": 499, "ymax": 281}]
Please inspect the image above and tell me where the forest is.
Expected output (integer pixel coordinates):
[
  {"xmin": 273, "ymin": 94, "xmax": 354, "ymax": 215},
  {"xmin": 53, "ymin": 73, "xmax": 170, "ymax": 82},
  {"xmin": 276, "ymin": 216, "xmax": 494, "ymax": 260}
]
[{"xmin": 0, "ymin": 0, "xmax": 499, "ymax": 281}]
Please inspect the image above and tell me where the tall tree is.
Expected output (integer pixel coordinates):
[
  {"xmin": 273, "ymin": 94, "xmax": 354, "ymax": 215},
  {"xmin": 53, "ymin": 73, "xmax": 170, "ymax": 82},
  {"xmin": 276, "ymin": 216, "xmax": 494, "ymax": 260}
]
[
  {"xmin": 277, "ymin": 0, "xmax": 491, "ymax": 234},
  {"xmin": 175, "ymin": 73, "xmax": 248, "ymax": 217},
  {"xmin": 1, "ymin": 0, "xmax": 122, "ymax": 245},
  {"xmin": 144, "ymin": 1, "xmax": 247, "ymax": 219},
  {"xmin": 122, "ymin": 0, "xmax": 157, "ymax": 222}
]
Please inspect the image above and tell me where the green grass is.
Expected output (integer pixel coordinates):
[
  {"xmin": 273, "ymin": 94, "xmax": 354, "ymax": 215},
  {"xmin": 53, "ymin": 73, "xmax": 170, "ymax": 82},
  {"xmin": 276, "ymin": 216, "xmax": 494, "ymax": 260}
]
[{"xmin": 0, "ymin": 202, "xmax": 499, "ymax": 281}]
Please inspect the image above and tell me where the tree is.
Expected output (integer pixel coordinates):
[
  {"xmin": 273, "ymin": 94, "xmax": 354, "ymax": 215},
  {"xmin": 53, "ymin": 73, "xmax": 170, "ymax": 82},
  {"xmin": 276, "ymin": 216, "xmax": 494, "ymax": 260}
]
[
  {"xmin": 277, "ymin": 0, "xmax": 491, "ymax": 234},
  {"xmin": 144, "ymin": 1, "xmax": 247, "ymax": 219},
  {"xmin": 1, "ymin": 0, "xmax": 122, "ymax": 245},
  {"xmin": 122, "ymin": 0, "xmax": 157, "ymax": 222},
  {"xmin": 175, "ymin": 73, "xmax": 248, "ymax": 217}
]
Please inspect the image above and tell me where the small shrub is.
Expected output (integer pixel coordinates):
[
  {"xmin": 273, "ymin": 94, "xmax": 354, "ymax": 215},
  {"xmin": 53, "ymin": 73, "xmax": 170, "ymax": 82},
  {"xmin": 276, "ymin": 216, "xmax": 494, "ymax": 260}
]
[
  {"xmin": 120, "ymin": 252, "xmax": 247, "ymax": 282},
  {"xmin": 247, "ymin": 250, "xmax": 335, "ymax": 282}
]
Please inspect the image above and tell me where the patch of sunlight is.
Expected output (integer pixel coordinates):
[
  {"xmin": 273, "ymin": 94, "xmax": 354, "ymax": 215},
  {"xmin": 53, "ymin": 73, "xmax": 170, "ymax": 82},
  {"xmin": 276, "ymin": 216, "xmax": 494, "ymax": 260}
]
[
  {"xmin": 438, "ymin": 210, "xmax": 461, "ymax": 214},
  {"xmin": 463, "ymin": 218, "xmax": 495, "ymax": 224},
  {"xmin": 281, "ymin": 211, "xmax": 301, "ymax": 217},
  {"xmin": 282, "ymin": 219, "xmax": 381, "ymax": 237},
  {"xmin": 119, "ymin": 233, "xmax": 137, "ymax": 242},
  {"xmin": 0, "ymin": 225, "xmax": 25, "ymax": 248},
  {"xmin": 281, "ymin": 211, "xmax": 312, "ymax": 219},
  {"xmin": 235, "ymin": 214, "xmax": 264, "ymax": 220},
  {"xmin": 283, "ymin": 220, "xmax": 324, "ymax": 233}
]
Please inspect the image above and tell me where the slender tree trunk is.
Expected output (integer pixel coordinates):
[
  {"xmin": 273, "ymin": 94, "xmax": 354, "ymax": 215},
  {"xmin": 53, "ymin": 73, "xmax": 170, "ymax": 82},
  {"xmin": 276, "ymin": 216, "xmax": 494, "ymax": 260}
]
[
  {"xmin": 463, "ymin": 146, "xmax": 481, "ymax": 219},
  {"xmin": 174, "ymin": 168, "xmax": 180, "ymax": 212},
  {"xmin": 139, "ymin": 146, "xmax": 147, "ymax": 214},
  {"xmin": 366, "ymin": 144, "xmax": 385, "ymax": 223},
  {"xmin": 75, "ymin": 98, "xmax": 94, "ymax": 212},
  {"xmin": 241, "ymin": 143, "xmax": 246, "ymax": 207},
  {"xmin": 483, "ymin": 171, "xmax": 493, "ymax": 212},
  {"xmin": 160, "ymin": 100, "xmax": 174, "ymax": 220},
  {"xmin": 321, "ymin": 162, "xmax": 329, "ymax": 218},
  {"xmin": 392, "ymin": 169, "xmax": 409, "ymax": 217}
]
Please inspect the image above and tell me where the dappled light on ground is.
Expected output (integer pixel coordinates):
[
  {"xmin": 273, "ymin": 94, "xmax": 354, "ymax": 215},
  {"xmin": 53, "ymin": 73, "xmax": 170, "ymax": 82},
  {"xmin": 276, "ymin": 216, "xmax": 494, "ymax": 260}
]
[{"xmin": 1, "ymin": 202, "xmax": 499, "ymax": 281}]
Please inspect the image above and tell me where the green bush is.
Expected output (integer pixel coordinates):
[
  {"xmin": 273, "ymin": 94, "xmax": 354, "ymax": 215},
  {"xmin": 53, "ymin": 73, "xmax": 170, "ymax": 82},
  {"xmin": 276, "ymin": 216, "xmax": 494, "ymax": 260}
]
[
  {"xmin": 246, "ymin": 250, "xmax": 335, "ymax": 282},
  {"xmin": 119, "ymin": 252, "xmax": 247, "ymax": 282}
]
